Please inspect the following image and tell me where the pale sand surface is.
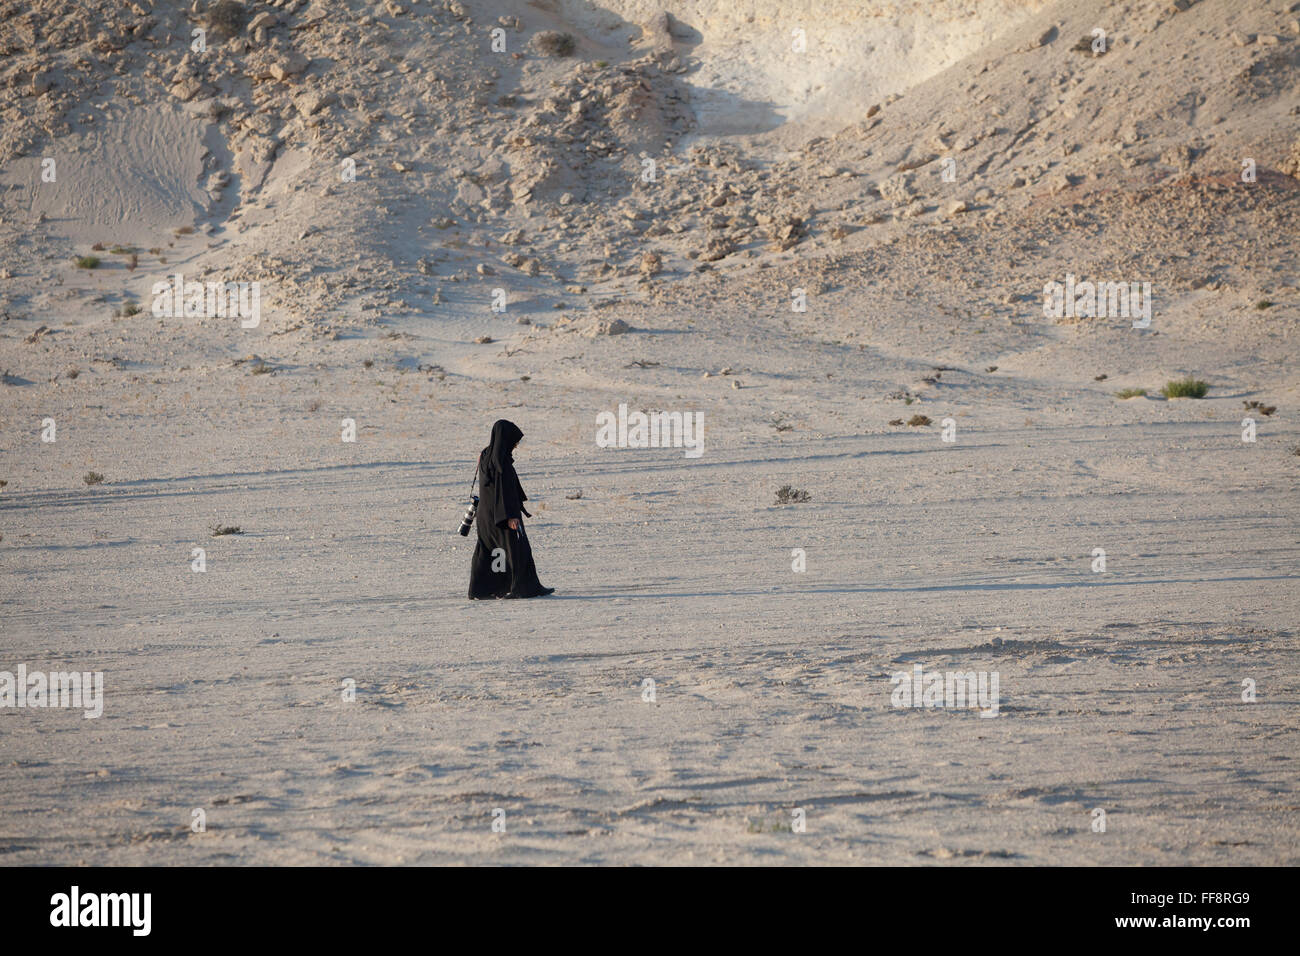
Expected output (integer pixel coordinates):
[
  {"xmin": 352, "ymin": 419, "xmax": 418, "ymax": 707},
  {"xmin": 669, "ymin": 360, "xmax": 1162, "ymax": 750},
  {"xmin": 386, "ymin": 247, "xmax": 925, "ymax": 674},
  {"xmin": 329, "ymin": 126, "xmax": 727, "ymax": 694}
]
[{"xmin": 1, "ymin": 0, "xmax": 1298, "ymax": 863}]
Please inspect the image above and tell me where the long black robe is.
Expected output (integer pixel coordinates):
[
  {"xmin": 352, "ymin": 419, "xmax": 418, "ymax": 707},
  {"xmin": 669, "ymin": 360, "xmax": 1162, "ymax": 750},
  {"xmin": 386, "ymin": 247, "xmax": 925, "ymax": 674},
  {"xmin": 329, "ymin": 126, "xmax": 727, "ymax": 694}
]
[{"xmin": 467, "ymin": 419, "xmax": 551, "ymax": 599}]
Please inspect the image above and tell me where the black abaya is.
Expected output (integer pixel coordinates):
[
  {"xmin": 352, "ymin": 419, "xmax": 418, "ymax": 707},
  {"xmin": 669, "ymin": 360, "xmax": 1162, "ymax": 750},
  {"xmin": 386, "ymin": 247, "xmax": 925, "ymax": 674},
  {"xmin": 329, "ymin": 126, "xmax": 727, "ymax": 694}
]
[{"xmin": 467, "ymin": 420, "xmax": 552, "ymax": 599}]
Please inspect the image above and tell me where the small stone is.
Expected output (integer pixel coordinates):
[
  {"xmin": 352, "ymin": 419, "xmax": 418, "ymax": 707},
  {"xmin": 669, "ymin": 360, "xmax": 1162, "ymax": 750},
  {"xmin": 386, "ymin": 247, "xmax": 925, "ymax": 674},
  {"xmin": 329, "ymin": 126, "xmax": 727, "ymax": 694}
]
[
  {"xmin": 589, "ymin": 318, "xmax": 630, "ymax": 336},
  {"xmin": 169, "ymin": 77, "xmax": 205, "ymax": 102},
  {"xmin": 1046, "ymin": 172, "xmax": 1074, "ymax": 193},
  {"xmin": 269, "ymin": 52, "xmax": 309, "ymax": 81},
  {"xmin": 295, "ymin": 90, "xmax": 337, "ymax": 116},
  {"xmin": 248, "ymin": 12, "xmax": 278, "ymax": 32}
]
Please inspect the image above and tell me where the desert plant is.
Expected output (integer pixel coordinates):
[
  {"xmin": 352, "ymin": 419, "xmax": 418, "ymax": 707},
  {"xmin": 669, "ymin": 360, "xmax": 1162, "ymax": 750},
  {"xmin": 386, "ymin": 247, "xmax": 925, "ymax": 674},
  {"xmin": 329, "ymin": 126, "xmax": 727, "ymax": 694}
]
[
  {"xmin": 75, "ymin": 255, "xmax": 100, "ymax": 269},
  {"xmin": 83, "ymin": 471, "xmax": 105, "ymax": 486},
  {"xmin": 907, "ymin": 414, "xmax": 933, "ymax": 426},
  {"xmin": 534, "ymin": 30, "xmax": 576, "ymax": 57},
  {"xmin": 206, "ymin": 0, "xmax": 248, "ymax": 38},
  {"xmin": 1115, "ymin": 387, "xmax": 1147, "ymax": 399},
  {"xmin": 1161, "ymin": 378, "xmax": 1208, "ymax": 399},
  {"xmin": 775, "ymin": 485, "xmax": 811, "ymax": 504},
  {"xmin": 210, "ymin": 524, "xmax": 243, "ymax": 536}
]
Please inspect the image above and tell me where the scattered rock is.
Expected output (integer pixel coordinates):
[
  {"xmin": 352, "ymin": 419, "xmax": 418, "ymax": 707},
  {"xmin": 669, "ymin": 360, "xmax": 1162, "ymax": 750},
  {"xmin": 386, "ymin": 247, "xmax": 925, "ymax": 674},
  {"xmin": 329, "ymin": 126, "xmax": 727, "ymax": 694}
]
[
  {"xmin": 587, "ymin": 318, "xmax": 630, "ymax": 336},
  {"xmin": 1281, "ymin": 136, "xmax": 1300, "ymax": 179},
  {"xmin": 879, "ymin": 173, "xmax": 916, "ymax": 205},
  {"xmin": 269, "ymin": 52, "xmax": 310, "ymax": 81},
  {"xmin": 294, "ymin": 90, "xmax": 338, "ymax": 117}
]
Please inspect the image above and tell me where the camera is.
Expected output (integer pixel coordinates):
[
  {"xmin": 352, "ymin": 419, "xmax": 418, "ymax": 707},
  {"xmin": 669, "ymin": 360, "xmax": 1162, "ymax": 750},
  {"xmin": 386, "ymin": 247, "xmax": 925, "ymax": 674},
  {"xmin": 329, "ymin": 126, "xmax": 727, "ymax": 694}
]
[{"xmin": 457, "ymin": 495, "xmax": 479, "ymax": 536}]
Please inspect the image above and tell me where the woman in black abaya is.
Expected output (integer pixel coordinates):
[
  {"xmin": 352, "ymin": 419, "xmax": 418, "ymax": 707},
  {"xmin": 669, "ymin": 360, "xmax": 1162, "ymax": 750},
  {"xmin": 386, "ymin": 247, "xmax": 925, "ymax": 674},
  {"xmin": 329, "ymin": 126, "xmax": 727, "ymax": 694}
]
[{"xmin": 468, "ymin": 420, "xmax": 555, "ymax": 600}]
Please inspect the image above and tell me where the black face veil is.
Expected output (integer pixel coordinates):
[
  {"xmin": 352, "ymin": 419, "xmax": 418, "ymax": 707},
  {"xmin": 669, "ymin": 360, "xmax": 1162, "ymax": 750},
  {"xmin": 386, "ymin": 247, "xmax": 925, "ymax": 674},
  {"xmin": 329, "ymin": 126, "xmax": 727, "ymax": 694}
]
[{"xmin": 482, "ymin": 419, "xmax": 524, "ymax": 477}]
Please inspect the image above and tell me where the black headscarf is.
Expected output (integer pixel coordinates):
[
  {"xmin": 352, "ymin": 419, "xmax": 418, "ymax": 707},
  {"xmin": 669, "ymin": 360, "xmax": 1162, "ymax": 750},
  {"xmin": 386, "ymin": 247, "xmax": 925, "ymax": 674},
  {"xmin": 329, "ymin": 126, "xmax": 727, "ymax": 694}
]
[{"xmin": 478, "ymin": 419, "xmax": 527, "ymax": 529}]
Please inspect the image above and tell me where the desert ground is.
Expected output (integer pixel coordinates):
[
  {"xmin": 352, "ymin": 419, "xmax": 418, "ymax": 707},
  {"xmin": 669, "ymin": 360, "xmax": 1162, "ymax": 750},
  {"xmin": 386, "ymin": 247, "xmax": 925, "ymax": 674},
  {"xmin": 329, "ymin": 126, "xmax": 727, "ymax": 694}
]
[{"xmin": 1, "ymin": 0, "xmax": 1298, "ymax": 864}]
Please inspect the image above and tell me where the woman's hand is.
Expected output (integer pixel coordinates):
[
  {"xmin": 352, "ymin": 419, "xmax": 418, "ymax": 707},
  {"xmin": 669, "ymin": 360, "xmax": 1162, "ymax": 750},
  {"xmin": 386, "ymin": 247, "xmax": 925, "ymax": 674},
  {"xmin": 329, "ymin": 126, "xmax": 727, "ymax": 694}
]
[{"xmin": 507, "ymin": 518, "xmax": 520, "ymax": 531}]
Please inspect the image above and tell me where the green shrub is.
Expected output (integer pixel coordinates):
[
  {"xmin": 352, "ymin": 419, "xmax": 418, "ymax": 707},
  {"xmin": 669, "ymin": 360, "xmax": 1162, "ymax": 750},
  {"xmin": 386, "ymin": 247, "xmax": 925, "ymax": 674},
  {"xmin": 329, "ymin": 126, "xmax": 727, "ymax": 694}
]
[{"xmin": 1161, "ymin": 378, "xmax": 1208, "ymax": 399}]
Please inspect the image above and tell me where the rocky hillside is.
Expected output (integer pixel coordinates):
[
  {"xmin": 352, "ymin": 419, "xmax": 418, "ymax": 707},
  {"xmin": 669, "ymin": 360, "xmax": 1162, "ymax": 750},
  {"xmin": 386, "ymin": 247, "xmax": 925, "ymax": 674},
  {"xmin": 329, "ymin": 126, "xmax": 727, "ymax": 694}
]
[{"xmin": 0, "ymin": 0, "xmax": 1296, "ymax": 333}]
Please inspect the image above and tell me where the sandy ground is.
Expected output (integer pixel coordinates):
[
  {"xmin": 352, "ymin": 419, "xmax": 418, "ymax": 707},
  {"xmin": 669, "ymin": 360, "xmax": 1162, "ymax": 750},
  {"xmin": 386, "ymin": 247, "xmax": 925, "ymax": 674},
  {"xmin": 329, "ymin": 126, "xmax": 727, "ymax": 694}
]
[
  {"xmin": 2, "ymin": 0, "xmax": 1299, "ymax": 864},
  {"xmin": 3, "ymin": 284, "xmax": 1298, "ymax": 864}
]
